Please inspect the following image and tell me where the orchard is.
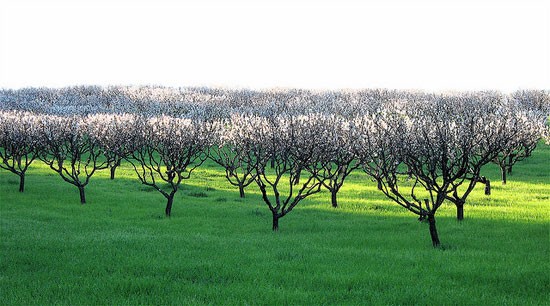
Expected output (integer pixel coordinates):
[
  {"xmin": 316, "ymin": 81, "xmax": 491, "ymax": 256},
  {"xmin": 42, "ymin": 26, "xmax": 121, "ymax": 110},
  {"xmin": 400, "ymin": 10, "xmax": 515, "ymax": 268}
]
[{"xmin": 1, "ymin": 86, "xmax": 548, "ymax": 247}]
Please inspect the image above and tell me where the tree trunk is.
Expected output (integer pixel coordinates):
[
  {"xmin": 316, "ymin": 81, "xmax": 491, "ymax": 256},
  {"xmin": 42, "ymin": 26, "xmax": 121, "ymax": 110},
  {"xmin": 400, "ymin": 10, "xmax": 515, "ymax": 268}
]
[
  {"xmin": 19, "ymin": 173, "xmax": 25, "ymax": 193},
  {"xmin": 427, "ymin": 214, "xmax": 440, "ymax": 247},
  {"xmin": 270, "ymin": 157, "xmax": 275, "ymax": 169},
  {"xmin": 238, "ymin": 183, "xmax": 245, "ymax": 198},
  {"xmin": 293, "ymin": 169, "xmax": 301, "ymax": 185},
  {"xmin": 507, "ymin": 154, "xmax": 514, "ymax": 174},
  {"xmin": 377, "ymin": 180, "xmax": 382, "ymax": 190},
  {"xmin": 331, "ymin": 189, "xmax": 338, "ymax": 208},
  {"xmin": 484, "ymin": 179, "xmax": 491, "ymax": 195},
  {"xmin": 272, "ymin": 213, "xmax": 279, "ymax": 231},
  {"xmin": 110, "ymin": 159, "xmax": 120, "ymax": 180},
  {"xmin": 501, "ymin": 166, "xmax": 507, "ymax": 185},
  {"xmin": 78, "ymin": 185, "xmax": 86, "ymax": 204},
  {"xmin": 456, "ymin": 202, "xmax": 464, "ymax": 221},
  {"xmin": 110, "ymin": 165, "xmax": 117, "ymax": 180},
  {"xmin": 165, "ymin": 195, "xmax": 174, "ymax": 217}
]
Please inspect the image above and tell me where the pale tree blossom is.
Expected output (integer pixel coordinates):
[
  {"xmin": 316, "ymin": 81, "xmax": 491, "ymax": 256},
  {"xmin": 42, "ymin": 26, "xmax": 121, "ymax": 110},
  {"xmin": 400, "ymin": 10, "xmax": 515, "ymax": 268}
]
[
  {"xmin": 124, "ymin": 115, "xmax": 210, "ymax": 217},
  {"xmin": 0, "ymin": 111, "xmax": 42, "ymax": 192},
  {"xmin": 37, "ymin": 114, "xmax": 110, "ymax": 204}
]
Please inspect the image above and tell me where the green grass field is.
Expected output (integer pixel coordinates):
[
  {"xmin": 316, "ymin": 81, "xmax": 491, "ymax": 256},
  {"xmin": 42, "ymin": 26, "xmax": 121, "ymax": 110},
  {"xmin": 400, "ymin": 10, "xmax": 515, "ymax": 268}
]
[{"xmin": 1, "ymin": 145, "xmax": 549, "ymax": 305}]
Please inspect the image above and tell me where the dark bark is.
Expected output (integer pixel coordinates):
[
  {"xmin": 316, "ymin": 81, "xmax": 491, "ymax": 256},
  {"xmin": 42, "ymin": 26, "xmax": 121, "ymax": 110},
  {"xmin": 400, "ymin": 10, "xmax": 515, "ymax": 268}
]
[
  {"xmin": 78, "ymin": 185, "xmax": 86, "ymax": 204},
  {"xmin": 377, "ymin": 180, "xmax": 382, "ymax": 190},
  {"xmin": 331, "ymin": 189, "xmax": 338, "ymax": 208},
  {"xmin": 479, "ymin": 176, "xmax": 491, "ymax": 195},
  {"xmin": 165, "ymin": 195, "xmax": 174, "ymax": 217},
  {"xmin": 238, "ymin": 183, "xmax": 245, "ymax": 198},
  {"xmin": 456, "ymin": 202, "xmax": 464, "ymax": 221},
  {"xmin": 270, "ymin": 157, "xmax": 275, "ymax": 169},
  {"xmin": 427, "ymin": 214, "xmax": 440, "ymax": 247},
  {"xmin": 272, "ymin": 213, "xmax": 279, "ymax": 231},
  {"xmin": 110, "ymin": 165, "xmax": 117, "ymax": 180},
  {"xmin": 110, "ymin": 159, "xmax": 120, "ymax": 180},
  {"xmin": 19, "ymin": 173, "xmax": 25, "ymax": 193},
  {"xmin": 501, "ymin": 166, "xmax": 507, "ymax": 185},
  {"xmin": 484, "ymin": 179, "xmax": 491, "ymax": 195},
  {"xmin": 507, "ymin": 154, "xmax": 514, "ymax": 174},
  {"xmin": 293, "ymin": 169, "xmax": 301, "ymax": 185},
  {"xmin": 418, "ymin": 200, "xmax": 428, "ymax": 222}
]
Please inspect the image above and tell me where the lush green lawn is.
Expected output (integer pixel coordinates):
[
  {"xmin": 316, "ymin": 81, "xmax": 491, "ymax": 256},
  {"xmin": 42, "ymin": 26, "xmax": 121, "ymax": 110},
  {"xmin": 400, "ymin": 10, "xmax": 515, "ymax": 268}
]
[{"xmin": 1, "ymin": 145, "xmax": 549, "ymax": 305}]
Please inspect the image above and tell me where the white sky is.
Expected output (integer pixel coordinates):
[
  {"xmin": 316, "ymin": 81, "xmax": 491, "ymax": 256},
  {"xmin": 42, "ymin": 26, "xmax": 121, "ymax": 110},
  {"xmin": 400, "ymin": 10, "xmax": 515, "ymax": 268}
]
[{"xmin": 1, "ymin": 0, "xmax": 549, "ymax": 92}]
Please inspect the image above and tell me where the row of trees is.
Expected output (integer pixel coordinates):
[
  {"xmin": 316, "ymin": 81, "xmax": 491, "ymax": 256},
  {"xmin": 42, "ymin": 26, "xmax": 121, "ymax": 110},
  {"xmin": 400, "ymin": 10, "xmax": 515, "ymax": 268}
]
[
  {"xmin": 1, "ymin": 88, "xmax": 548, "ymax": 247},
  {"xmin": 2, "ymin": 86, "xmax": 549, "ymax": 120}
]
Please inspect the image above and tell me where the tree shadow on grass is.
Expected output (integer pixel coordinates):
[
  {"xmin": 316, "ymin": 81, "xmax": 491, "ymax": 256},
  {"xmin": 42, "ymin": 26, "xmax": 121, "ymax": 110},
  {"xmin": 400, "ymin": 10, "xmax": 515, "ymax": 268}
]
[{"xmin": 1, "ymin": 158, "xmax": 548, "ymax": 252}]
